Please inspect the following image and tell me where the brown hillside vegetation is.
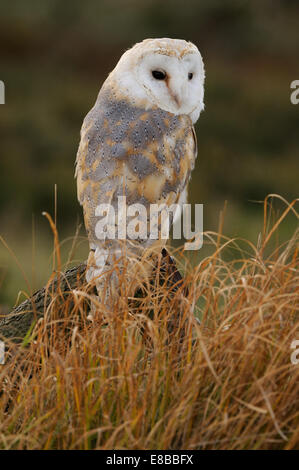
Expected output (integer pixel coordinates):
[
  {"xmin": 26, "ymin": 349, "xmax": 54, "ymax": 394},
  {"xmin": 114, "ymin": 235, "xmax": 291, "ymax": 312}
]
[{"xmin": 0, "ymin": 195, "xmax": 298, "ymax": 450}]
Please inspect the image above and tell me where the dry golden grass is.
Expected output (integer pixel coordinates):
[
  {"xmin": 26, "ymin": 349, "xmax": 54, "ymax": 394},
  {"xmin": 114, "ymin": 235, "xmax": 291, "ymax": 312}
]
[{"xmin": 0, "ymin": 195, "xmax": 298, "ymax": 450}]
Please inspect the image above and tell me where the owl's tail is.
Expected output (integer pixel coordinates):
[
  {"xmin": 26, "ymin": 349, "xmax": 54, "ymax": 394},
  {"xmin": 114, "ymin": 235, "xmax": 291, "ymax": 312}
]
[{"xmin": 85, "ymin": 240, "xmax": 165, "ymax": 311}]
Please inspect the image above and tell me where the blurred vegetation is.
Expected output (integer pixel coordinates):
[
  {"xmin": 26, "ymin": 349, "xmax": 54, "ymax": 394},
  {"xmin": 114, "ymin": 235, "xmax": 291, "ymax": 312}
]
[{"xmin": 0, "ymin": 0, "xmax": 298, "ymax": 306}]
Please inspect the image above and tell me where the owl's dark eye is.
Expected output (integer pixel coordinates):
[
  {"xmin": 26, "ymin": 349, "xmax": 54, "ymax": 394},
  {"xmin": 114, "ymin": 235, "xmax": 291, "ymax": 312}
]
[
  {"xmin": 188, "ymin": 72, "xmax": 193, "ymax": 80},
  {"xmin": 152, "ymin": 70, "xmax": 167, "ymax": 80}
]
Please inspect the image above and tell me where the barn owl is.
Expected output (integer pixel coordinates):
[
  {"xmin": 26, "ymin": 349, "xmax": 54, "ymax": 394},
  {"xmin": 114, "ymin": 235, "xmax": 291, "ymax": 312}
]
[{"xmin": 75, "ymin": 38, "xmax": 205, "ymax": 301}]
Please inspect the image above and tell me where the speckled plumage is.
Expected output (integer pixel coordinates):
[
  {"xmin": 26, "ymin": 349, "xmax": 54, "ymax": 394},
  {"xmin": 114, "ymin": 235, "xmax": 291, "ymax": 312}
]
[{"xmin": 75, "ymin": 38, "xmax": 205, "ymax": 296}]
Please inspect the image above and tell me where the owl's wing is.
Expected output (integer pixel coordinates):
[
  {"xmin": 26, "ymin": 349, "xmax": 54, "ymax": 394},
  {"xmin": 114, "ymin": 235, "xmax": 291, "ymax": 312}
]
[
  {"xmin": 75, "ymin": 126, "xmax": 86, "ymax": 206},
  {"xmin": 75, "ymin": 116, "xmax": 96, "ymax": 206},
  {"xmin": 191, "ymin": 125, "xmax": 197, "ymax": 159}
]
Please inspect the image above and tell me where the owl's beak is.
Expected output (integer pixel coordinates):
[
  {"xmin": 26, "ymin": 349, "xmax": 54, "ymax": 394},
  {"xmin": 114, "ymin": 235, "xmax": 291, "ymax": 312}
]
[
  {"xmin": 171, "ymin": 92, "xmax": 181, "ymax": 108},
  {"xmin": 167, "ymin": 76, "xmax": 185, "ymax": 109}
]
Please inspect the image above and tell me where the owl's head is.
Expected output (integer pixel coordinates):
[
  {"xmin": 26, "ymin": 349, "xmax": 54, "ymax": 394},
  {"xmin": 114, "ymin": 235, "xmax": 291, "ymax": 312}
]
[{"xmin": 109, "ymin": 38, "xmax": 205, "ymax": 124}]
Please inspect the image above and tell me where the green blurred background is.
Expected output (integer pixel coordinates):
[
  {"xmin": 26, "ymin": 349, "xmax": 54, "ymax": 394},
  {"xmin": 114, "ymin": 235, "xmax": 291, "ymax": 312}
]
[{"xmin": 0, "ymin": 0, "xmax": 298, "ymax": 308}]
